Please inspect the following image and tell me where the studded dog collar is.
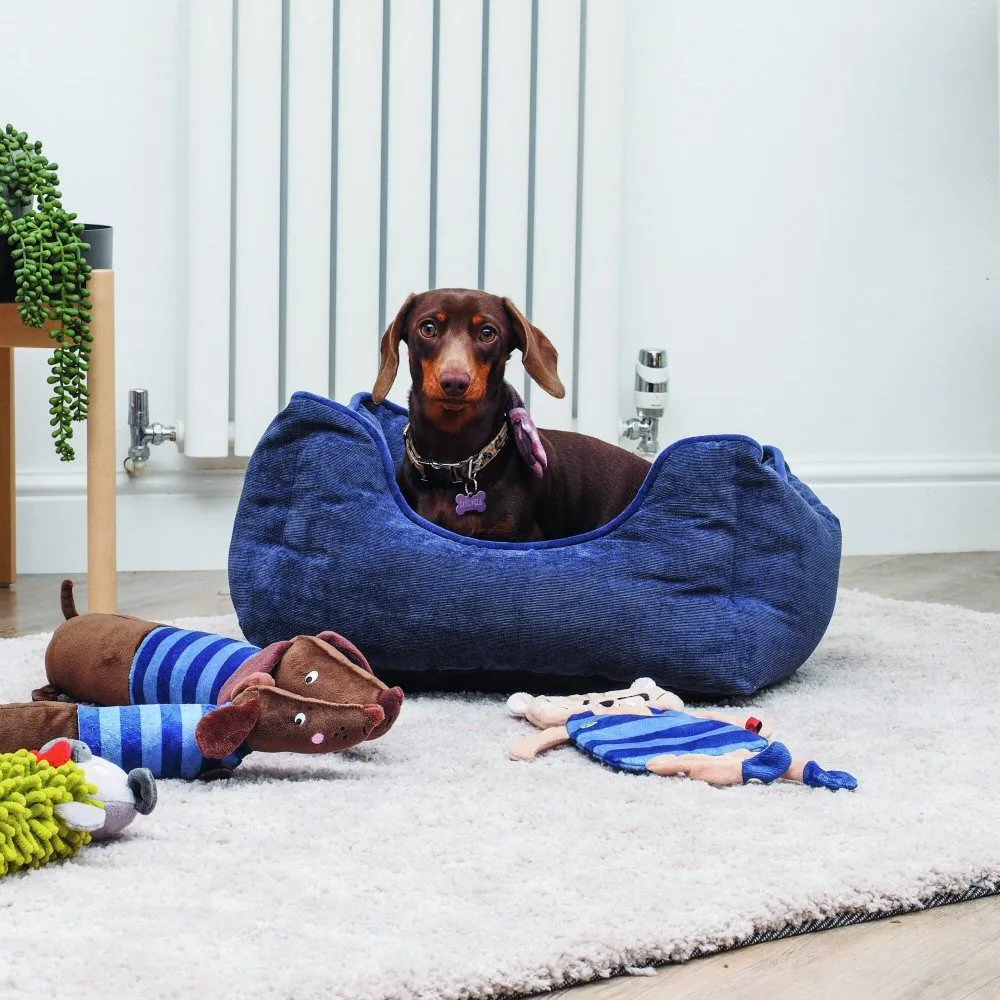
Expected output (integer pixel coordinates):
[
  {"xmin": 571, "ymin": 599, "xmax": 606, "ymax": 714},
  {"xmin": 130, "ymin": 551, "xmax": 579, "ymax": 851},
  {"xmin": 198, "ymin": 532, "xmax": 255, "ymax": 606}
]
[
  {"xmin": 402, "ymin": 384, "xmax": 545, "ymax": 516},
  {"xmin": 403, "ymin": 419, "xmax": 510, "ymax": 488}
]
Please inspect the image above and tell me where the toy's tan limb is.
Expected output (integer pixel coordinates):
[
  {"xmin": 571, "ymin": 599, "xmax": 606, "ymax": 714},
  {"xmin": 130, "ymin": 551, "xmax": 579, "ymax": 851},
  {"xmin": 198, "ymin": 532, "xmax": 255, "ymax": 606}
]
[
  {"xmin": 508, "ymin": 726, "xmax": 570, "ymax": 761},
  {"xmin": 688, "ymin": 709, "xmax": 774, "ymax": 740},
  {"xmin": 779, "ymin": 759, "xmax": 808, "ymax": 784},
  {"xmin": 645, "ymin": 749, "xmax": 754, "ymax": 787}
]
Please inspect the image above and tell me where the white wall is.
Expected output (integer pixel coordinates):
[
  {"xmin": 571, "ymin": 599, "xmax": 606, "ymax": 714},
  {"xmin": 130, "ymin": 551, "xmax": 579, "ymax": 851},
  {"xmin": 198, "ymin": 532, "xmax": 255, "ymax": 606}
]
[
  {"xmin": 7, "ymin": 0, "xmax": 1000, "ymax": 573},
  {"xmin": 621, "ymin": 0, "xmax": 1000, "ymax": 553},
  {"xmin": 7, "ymin": 2, "xmax": 242, "ymax": 574}
]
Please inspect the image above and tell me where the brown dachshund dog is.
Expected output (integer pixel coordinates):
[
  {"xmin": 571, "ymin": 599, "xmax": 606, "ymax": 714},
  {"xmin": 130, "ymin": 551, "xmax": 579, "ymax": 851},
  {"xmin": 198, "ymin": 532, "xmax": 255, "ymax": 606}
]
[{"xmin": 372, "ymin": 288, "xmax": 651, "ymax": 541}]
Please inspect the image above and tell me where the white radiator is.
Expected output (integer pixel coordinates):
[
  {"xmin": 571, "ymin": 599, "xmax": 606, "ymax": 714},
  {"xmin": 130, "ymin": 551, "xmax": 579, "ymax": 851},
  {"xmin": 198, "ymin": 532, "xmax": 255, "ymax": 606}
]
[{"xmin": 182, "ymin": 0, "xmax": 626, "ymax": 458}]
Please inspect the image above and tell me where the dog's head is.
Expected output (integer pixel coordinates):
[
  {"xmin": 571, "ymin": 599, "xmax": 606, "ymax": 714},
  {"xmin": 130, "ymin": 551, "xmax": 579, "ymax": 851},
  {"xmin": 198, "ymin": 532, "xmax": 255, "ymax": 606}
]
[
  {"xmin": 195, "ymin": 687, "xmax": 386, "ymax": 759},
  {"xmin": 216, "ymin": 633, "xmax": 403, "ymax": 741},
  {"xmin": 371, "ymin": 289, "xmax": 566, "ymax": 413}
]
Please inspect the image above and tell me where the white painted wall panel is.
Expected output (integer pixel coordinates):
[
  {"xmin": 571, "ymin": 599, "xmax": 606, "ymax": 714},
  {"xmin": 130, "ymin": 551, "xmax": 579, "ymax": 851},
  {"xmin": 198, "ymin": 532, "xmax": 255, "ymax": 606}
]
[
  {"xmin": 528, "ymin": 0, "xmax": 580, "ymax": 432},
  {"xmin": 576, "ymin": 0, "xmax": 626, "ymax": 443},
  {"xmin": 333, "ymin": 0, "xmax": 384, "ymax": 403},
  {"xmin": 283, "ymin": 0, "xmax": 335, "ymax": 402},
  {"xmin": 233, "ymin": 0, "xmax": 283, "ymax": 455},
  {"xmin": 183, "ymin": 0, "xmax": 234, "ymax": 457},
  {"xmin": 621, "ymin": 0, "xmax": 1000, "ymax": 463},
  {"xmin": 434, "ymin": 0, "xmax": 484, "ymax": 291},
  {"xmin": 483, "ymin": 0, "xmax": 532, "ymax": 401},
  {"xmin": 6, "ymin": 1, "xmax": 187, "ymax": 479},
  {"xmin": 383, "ymin": 0, "xmax": 435, "ymax": 408}
]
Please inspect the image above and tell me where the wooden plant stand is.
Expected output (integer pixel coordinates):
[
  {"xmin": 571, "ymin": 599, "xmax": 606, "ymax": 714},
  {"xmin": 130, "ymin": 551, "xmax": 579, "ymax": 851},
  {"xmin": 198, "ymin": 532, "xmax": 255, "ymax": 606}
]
[{"xmin": 0, "ymin": 269, "xmax": 117, "ymax": 611}]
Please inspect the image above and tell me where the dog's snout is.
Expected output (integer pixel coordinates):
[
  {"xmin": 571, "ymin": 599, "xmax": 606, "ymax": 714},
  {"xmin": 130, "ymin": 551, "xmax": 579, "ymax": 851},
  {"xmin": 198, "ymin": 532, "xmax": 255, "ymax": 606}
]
[{"xmin": 439, "ymin": 370, "xmax": 471, "ymax": 398}]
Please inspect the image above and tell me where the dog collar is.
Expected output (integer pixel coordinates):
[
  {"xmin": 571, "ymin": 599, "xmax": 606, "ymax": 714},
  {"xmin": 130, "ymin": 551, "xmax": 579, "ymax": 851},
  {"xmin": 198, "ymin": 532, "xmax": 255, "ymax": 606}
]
[{"xmin": 403, "ymin": 419, "xmax": 510, "ymax": 488}]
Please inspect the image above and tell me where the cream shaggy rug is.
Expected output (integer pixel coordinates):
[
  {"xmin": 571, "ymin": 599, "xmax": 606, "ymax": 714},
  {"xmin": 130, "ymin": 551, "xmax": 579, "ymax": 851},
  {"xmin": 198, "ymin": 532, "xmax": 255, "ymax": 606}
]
[{"xmin": 1, "ymin": 589, "xmax": 998, "ymax": 1000}]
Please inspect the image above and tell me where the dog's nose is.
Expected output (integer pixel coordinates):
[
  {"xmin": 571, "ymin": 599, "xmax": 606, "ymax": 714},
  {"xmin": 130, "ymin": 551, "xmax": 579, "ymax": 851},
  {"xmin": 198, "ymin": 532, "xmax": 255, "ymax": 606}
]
[{"xmin": 439, "ymin": 371, "xmax": 471, "ymax": 398}]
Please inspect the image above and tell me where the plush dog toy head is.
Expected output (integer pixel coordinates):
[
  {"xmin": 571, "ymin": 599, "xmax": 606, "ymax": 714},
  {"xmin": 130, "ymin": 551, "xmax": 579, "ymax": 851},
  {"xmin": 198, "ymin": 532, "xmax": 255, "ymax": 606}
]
[
  {"xmin": 506, "ymin": 677, "xmax": 684, "ymax": 729},
  {"xmin": 195, "ymin": 686, "xmax": 386, "ymax": 760},
  {"xmin": 197, "ymin": 632, "xmax": 402, "ymax": 742}
]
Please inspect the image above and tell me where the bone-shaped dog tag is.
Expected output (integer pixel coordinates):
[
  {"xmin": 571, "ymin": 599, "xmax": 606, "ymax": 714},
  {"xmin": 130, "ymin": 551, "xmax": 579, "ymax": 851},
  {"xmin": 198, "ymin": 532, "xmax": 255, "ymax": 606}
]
[{"xmin": 456, "ymin": 491, "xmax": 487, "ymax": 515}]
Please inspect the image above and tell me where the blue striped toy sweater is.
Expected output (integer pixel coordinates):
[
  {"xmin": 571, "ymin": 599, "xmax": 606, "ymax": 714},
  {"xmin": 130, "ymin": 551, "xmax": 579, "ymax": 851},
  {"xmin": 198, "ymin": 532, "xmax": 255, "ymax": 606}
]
[
  {"xmin": 565, "ymin": 708, "xmax": 768, "ymax": 773},
  {"xmin": 77, "ymin": 703, "xmax": 250, "ymax": 779},
  {"xmin": 71, "ymin": 626, "xmax": 262, "ymax": 778},
  {"xmin": 129, "ymin": 626, "xmax": 260, "ymax": 706}
]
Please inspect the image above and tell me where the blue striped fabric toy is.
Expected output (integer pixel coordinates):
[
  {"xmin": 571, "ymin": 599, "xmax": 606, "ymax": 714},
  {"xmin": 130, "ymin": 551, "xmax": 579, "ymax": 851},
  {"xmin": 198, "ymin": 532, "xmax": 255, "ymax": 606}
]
[
  {"xmin": 507, "ymin": 679, "xmax": 857, "ymax": 790},
  {"xmin": 77, "ymin": 703, "xmax": 250, "ymax": 780},
  {"xmin": 128, "ymin": 627, "xmax": 260, "ymax": 707}
]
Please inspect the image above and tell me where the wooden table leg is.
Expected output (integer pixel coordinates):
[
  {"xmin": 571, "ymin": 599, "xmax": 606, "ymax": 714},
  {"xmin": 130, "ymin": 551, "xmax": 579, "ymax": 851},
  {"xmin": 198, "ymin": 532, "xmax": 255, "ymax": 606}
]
[
  {"xmin": 86, "ymin": 270, "xmax": 117, "ymax": 612},
  {"xmin": 0, "ymin": 346, "xmax": 14, "ymax": 586}
]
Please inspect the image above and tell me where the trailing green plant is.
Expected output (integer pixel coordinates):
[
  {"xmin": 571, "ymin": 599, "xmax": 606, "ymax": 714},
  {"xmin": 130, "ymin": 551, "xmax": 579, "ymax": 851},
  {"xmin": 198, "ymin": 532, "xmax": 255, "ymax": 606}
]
[{"xmin": 0, "ymin": 124, "xmax": 93, "ymax": 461}]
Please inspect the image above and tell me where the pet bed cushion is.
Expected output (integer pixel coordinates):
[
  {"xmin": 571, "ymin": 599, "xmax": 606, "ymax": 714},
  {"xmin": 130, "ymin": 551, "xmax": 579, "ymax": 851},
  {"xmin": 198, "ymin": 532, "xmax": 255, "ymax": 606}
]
[{"xmin": 228, "ymin": 392, "xmax": 841, "ymax": 697}]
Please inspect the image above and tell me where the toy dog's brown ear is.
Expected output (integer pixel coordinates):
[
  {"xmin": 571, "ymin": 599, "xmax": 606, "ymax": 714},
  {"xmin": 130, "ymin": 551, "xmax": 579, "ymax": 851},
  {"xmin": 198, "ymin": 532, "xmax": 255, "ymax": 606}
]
[
  {"xmin": 226, "ymin": 672, "xmax": 276, "ymax": 700},
  {"xmin": 196, "ymin": 696, "xmax": 261, "ymax": 759},
  {"xmin": 503, "ymin": 298, "xmax": 565, "ymax": 399},
  {"xmin": 373, "ymin": 293, "xmax": 416, "ymax": 404},
  {"xmin": 316, "ymin": 630, "xmax": 373, "ymax": 674},
  {"xmin": 216, "ymin": 640, "xmax": 291, "ymax": 704}
]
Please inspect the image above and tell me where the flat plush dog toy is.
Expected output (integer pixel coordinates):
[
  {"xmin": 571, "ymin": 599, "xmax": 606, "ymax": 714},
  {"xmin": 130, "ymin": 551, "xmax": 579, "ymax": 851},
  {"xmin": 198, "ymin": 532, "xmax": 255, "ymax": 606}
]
[
  {"xmin": 13, "ymin": 581, "xmax": 404, "ymax": 779},
  {"xmin": 508, "ymin": 678, "xmax": 857, "ymax": 791}
]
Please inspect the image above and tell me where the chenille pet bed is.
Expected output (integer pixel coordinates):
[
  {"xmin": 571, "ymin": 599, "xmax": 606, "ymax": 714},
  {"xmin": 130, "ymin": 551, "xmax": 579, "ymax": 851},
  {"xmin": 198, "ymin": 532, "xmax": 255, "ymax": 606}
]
[{"xmin": 228, "ymin": 392, "xmax": 841, "ymax": 697}]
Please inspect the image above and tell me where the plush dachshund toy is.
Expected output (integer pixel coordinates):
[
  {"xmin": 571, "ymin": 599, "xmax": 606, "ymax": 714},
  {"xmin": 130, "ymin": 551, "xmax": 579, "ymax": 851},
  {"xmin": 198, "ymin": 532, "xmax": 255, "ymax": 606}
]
[
  {"xmin": 508, "ymin": 678, "xmax": 857, "ymax": 791},
  {"xmin": 0, "ymin": 694, "xmax": 386, "ymax": 780},
  {"xmin": 12, "ymin": 581, "xmax": 404, "ymax": 779}
]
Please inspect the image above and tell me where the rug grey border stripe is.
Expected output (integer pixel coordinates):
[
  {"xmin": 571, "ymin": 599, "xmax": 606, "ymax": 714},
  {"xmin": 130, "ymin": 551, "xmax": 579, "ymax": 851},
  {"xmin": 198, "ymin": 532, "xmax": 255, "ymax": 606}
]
[{"xmin": 501, "ymin": 881, "xmax": 1000, "ymax": 999}]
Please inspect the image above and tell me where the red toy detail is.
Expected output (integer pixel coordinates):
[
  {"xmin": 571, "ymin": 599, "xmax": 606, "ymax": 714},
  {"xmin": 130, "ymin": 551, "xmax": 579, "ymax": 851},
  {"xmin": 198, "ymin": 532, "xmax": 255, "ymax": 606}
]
[
  {"xmin": 31, "ymin": 738, "xmax": 73, "ymax": 768},
  {"xmin": 745, "ymin": 717, "xmax": 763, "ymax": 734}
]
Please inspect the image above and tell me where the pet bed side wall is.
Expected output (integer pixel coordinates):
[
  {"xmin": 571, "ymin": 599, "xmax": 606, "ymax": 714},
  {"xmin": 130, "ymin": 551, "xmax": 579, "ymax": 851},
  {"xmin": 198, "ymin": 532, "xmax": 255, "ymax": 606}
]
[{"xmin": 230, "ymin": 394, "xmax": 841, "ymax": 696}]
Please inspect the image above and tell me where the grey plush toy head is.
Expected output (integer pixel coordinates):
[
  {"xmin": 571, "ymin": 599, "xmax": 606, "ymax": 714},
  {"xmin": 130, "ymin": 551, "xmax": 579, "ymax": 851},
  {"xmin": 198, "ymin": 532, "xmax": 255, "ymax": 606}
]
[{"xmin": 39, "ymin": 738, "xmax": 157, "ymax": 841}]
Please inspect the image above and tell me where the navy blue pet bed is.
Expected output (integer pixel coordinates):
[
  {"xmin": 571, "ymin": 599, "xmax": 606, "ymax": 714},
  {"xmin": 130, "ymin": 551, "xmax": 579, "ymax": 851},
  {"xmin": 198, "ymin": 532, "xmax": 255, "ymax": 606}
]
[{"xmin": 228, "ymin": 392, "xmax": 841, "ymax": 698}]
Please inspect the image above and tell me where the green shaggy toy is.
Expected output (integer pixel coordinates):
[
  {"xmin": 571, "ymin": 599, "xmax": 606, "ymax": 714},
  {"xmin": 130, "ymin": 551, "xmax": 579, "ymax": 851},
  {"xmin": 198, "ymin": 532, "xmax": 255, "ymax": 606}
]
[{"xmin": 0, "ymin": 745, "xmax": 101, "ymax": 874}]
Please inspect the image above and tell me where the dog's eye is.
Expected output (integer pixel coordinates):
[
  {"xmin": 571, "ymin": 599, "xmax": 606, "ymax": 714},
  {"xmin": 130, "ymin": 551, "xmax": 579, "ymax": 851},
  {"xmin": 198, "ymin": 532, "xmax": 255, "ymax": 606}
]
[
  {"xmin": 305, "ymin": 670, "xmax": 319, "ymax": 685},
  {"xmin": 294, "ymin": 712, "xmax": 307, "ymax": 726},
  {"xmin": 479, "ymin": 326, "xmax": 497, "ymax": 342},
  {"xmin": 418, "ymin": 320, "xmax": 438, "ymax": 337}
]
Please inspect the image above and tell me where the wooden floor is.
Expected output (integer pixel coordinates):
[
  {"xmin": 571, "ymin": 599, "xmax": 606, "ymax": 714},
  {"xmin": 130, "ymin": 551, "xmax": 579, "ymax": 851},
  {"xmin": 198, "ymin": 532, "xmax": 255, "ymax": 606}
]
[{"xmin": 3, "ymin": 554, "xmax": 1000, "ymax": 1000}]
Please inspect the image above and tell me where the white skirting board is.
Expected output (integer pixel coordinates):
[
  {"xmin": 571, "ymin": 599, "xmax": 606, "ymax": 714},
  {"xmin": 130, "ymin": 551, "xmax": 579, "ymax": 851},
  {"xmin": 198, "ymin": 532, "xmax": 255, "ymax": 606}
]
[
  {"xmin": 15, "ymin": 470, "xmax": 243, "ymax": 575},
  {"xmin": 13, "ymin": 459, "xmax": 1000, "ymax": 573}
]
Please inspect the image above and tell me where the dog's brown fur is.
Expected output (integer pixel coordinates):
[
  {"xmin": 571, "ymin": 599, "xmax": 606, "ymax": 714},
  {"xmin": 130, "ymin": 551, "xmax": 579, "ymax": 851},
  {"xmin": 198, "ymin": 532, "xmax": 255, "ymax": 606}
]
[{"xmin": 372, "ymin": 289, "xmax": 650, "ymax": 541}]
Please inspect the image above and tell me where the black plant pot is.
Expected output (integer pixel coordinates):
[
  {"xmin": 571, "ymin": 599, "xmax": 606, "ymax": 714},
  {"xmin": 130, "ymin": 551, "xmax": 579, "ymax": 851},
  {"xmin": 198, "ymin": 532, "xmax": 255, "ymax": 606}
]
[{"xmin": 0, "ymin": 223, "xmax": 114, "ymax": 304}]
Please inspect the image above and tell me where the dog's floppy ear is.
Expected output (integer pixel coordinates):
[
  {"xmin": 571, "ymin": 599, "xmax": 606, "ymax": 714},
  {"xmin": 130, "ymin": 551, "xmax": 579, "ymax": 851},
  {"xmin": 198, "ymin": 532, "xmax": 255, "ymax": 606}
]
[
  {"xmin": 225, "ymin": 672, "xmax": 276, "ymax": 700},
  {"xmin": 216, "ymin": 639, "xmax": 291, "ymax": 704},
  {"xmin": 503, "ymin": 298, "xmax": 566, "ymax": 399},
  {"xmin": 316, "ymin": 630, "xmax": 373, "ymax": 674},
  {"xmin": 373, "ymin": 292, "xmax": 417, "ymax": 404},
  {"xmin": 196, "ymin": 695, "xmax": 261, "ymax": 759}
]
